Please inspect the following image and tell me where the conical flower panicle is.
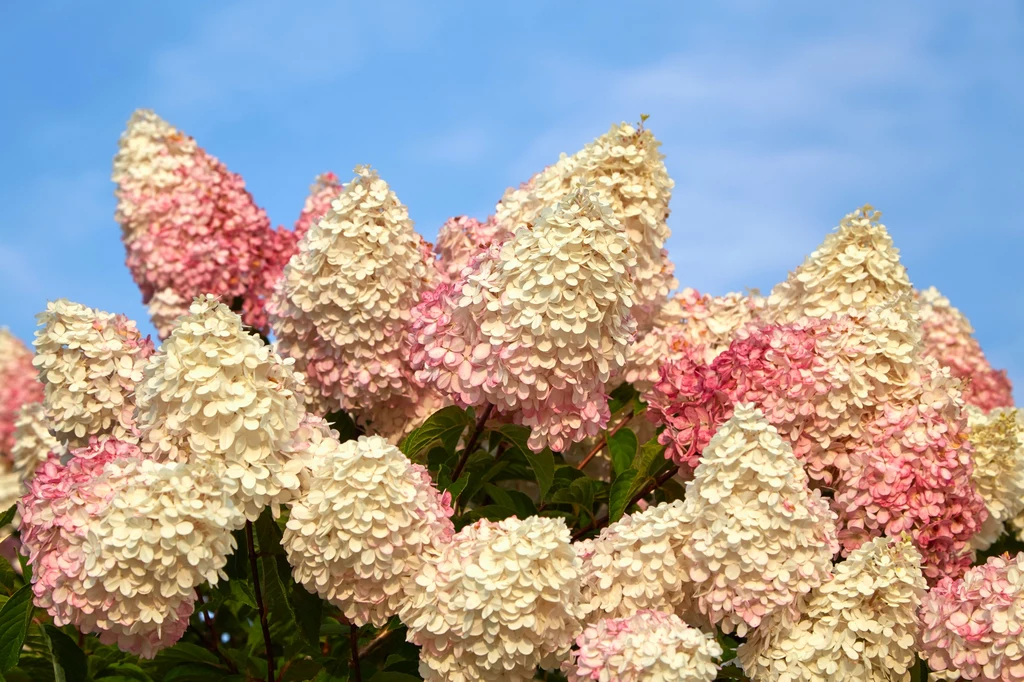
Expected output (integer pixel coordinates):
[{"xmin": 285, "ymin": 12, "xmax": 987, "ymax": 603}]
[
  {"xmin": 136, "ymin": 294, "xmax": 306, "ymax": 519},
  {"xmin": 766, "ymin": 205, "xmax": 915, "ymax": 323},
  {"xmin": 283, "ymin": 434, "xmax": 454, "ymax": 627},
  {"xmin": 917, "ymin": 286, "xmax": 1014, "ymax": 411},
  {"xmin": 577, "ymin": 500, "xmax": 694, "ymax": 623},
  {"xmin": 112, "ymin": 109, "xmax": 282, "ymax": 335},
  {"xmin": 739, "ymin": 535, "xmax": 926, "ymax": 682},
  {"xmin": 401, "ymin": 516, "xmax": 583, "ymax": 682},
  {"xmin": 495, "ymin": 122, "xmax": 675, "ymax": 329},
  {"xmin": 564, "ymin": 610, "xmax": 722, "ymax": 682},
  {"xmin": 680, "ymin": 403, "xmax": 838, "ymax": 635},
  {"xmin": 11, "ymin": 402, "xmax": 59, "ymax": 486},
  {"xmin": 0, "ymin": 329, "xmax": 43, "ymax": 462},
  {"xmin": 410, "ymin": 186, "xmax": 637, "ymax": 452},
  {"xmin": 966, "ymin": 407, "xmax": 1024, "ymax": 550},
  {"xmin": 269, "ymin": 166, "xmax": 437, "ymax": 428},
  {"xmin": 293, "ymin": 171, "xmax": 343, "ymax": 243},
  {"xmin": 920, "ymin": 553, "xmax": 1024, "ymax": 682},
  {"xmin": 835, "ymin": 360, "xmax": 986, "ymax": 581},
  {"xmin": 434, "ymin": 215, "xmax": 509, "ymax": 281},
  {"xmin": 32, "ymin": 300, "xmax": 154, "ymax": 447}
]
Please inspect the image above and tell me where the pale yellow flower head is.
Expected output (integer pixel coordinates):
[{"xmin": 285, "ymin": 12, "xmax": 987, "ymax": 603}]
[
  {"xmin": 33, "ymin": 299, "xmax": 154, "ymax": 447},
  {"xmin": 136, "ymin": 294, "xmax": 307, "ymax": 519},
  {"xmin": 402, "ymin": 515, "xmax": 584, "ymax": 682},
  {"xmin": 577, "ymin": 499, "xmax": 694, "ymax": 623},
  {"xmin": 967, "ymin": 406, "xmax": 1024, "ymax": 550},
  {"xmin": 269, "ymin": 166, "xmax": 436, "ymax": 424},
  {"xmin": 283, "ymin": 434, "xmax": 454, "ymax": 627},
  {"xmin": 738, "ymin": 534, "xmax": 926, "ymax": 682},
  {"xmin": 766, "ymin": 205, "xmax": 914, "ymax": 324},
  {"xmin": 11, "ymin": 402, "xmax": 59, "ymax": 486},
  {"xmin": 681, "ymin": 403, "xmax": 838, "ymax": 636},
  {"xmin": 495, "ymin": 122, "xmax": 676, "ymax": 329}
]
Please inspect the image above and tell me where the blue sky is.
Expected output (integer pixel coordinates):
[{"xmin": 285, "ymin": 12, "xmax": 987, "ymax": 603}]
[{"xmin": 1, "ymin": 2, "xmax": 1021, "ymax": 394}]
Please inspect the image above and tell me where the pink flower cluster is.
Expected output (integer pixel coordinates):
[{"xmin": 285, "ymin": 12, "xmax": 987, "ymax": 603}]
[
  {"xmin": 0, "ymin": 330, "xmax": 42, "ymax": 463},
  {"xmin": 920, "ymin": 552, "xmax": 1024, "ymax": 681},
  {"xmin": 113, "ymin": 111, "xmax": 301, "ymax": 336},
  {"xmin": 434, "ymin": 215, "xmax": 509, "ymax": 281},
  {"xmin": 918, "ymin": 286, "xmax": 1014, "ymax": 412}
]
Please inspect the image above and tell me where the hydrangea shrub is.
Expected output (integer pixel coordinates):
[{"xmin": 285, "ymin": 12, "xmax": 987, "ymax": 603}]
[{"xmin": 0, "ymin": 111, "xmax": 1017, "ymax": 682}]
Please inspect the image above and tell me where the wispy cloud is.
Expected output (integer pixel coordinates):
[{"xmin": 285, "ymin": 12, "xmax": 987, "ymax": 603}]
[{"xmin": 148, "ymin": 0, "xmax": 437, "ymax": 115}]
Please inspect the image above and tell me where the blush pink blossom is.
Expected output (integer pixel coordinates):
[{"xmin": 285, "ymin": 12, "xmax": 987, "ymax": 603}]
[{"xmin": 0, "ymin": 329, "xmax": 42, "ymax": 465}]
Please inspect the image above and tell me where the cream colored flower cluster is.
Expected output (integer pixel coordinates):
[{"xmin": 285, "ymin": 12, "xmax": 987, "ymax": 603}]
[
  {"xmin": 410, "ymin": 186, "xmax": 637, "ymax": 452},
  {"xmin": 269, "ymin": 166, "xmax": 438, "ymax": 436},
  {"xmin": 577, "ymin": 499, "xmax": 694, "ymax": 623},
  {"xmin": 82, "ymin": 455, "xmax": 244, "ymax": 656},
  {"xmin": 681, "ymin": 403, "xmax": 838, "ymax": 635},
  {"xmin": 11, "ymin": 402, "xmax": 59, "ymax": 485},
  {"xmin": 283, "ymin": 434, "xmax": 454, "ymax": 627},
  {"xmin": 494, "ymin": 122, "xmax": 676, "ymax": 328},
  {"xmin": 966, "ymin": 407, "xmax": 1024, "ymax": 550},
  {"xmin": 920, "ymin": 552, "xmax": 1024, "ymax": 682},
  {"xmin": 765, "ymin": 205, "xmax": 913, "ymax": 323},
  {"xmin": 739, "ymin": 534, "xmax": 926, "ymax": 682},
  {"xmin": 136, "ymin": 294, "xmax": 307, "ymax": 519},
  {"xmin": 33, "ymin": 299, "xmax": 154, "ymax": 447},
  {"xmin": 402, "ymin": 516, "xmax": 583, "ymax": 682},
  {"xmin": 19, "ymin": 437, "xmax": 242, "ymax": 657},
  {"xmin": 565, "ymin": 610, "xmax": 722, "ymax": 682}
]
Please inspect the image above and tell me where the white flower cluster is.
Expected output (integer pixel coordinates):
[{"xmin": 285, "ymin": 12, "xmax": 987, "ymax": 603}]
[
  {"xmin": 269, "ymin": 165, "xmax": 436, "ymax": 426},
  {"xmin": 136, "ymin": 294, "xmax": 306, "ymax": 519},
  {"xmin": 413, "ymin": 186, "xmax": 637, "ymax": 452},
  {"xmin": 565, "ymin": 610, "xmax": 722, "ymax": 682},
  {"xmin": 11, "ymin": 402, "xmax": 59, "ymax": 485},
  {"xmin": 765, "ymin": 205, "xmax": 913, "ymax": 324},
  {"xmin": 283, "ymin": 434, "xmax": 454, "ymax": 627},
  {"xmin": 681, "ymin": 403, "xmax": 838, "ymax": 635},
  {"xmin": 82, "ymin": 456, "xmax": 244, "ymax": 655},
  {"xmin": 402, "ymin": 516, "xmax": 583, "ymax": 682},
  {"xmin": 967, "ymin": 406, "xmax": 1024, "ymax": 550},
  {"xmin": 577, "ymin": 499, "xmax": 694, "ymax": 623},
  {"xmin": 494, "ymin": 122, "xmax": 676, "ymax": 329},
  {"xmin": 739, "ymin": 535, "xmax": 926, "ymax": 682},
  {"xmin": 33, "ymin": 299, "xmax": 154, "ymax": 447}
]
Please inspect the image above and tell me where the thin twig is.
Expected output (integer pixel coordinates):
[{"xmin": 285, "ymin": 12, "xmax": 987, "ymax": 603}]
[
  {"xmin": 359, "ymin": 626, "xmax": 403, "ymax": 659},
  {"xmin": 571, "ymin": 465, "xmax": 679, "ymax": 541},
  {"xmin": 246, "ymin": 520, "xmax": 276, "ymax": 682},
  {"xmin": 451, "ymin": 404, "xmax": 494, "ymax": 481},
  {"xmin": 576, "ymin": 408, "xmax": 635, "ymax": 470},
  {"xmin": 350, "ymin": 622, "xmax": 363, "ymax": 682}
]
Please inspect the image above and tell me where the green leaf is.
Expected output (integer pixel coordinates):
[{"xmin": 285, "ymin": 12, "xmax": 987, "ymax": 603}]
[
  {"xmin": 608, "ymin": 468, "xmax": 638, "ymax": 523},
  {"xmin": 313, "ymin": 657, "xmax": 349, "ymax": 682},
  {"xmin": 0, "ymin": 506, "xmax": 16, "ymax": 529},
  {"xmin": 39, "ymin": 625, "xmax": 86, "ymax": 682},
  {"xmin": 445, "ymin": 474, "xmax": 470, "ymax": 503},
  {"xmin": 497, "ymin": 425, "xmax": 554, "ymax": 500},
  {"xmin": 226, "ymin": 580, "xmax": 258, "ymax": 611},
  {"xmin": 607, "ymin": 382, "xmax": 638, "ymax": 414},
  {"xmin": 16, "ymin": 553, "xmax": 30, "ymax": 584},
  {"xmin": 0, "ymin": 558, "xmax": 17, "ymax": 594},
  {"xmin": 426, "ymin": 447, "xmax": 457, "ymax": 484},
  {"xmin": 152, "ymin": 642, "xmax": 220, "ymax": 667},
  {"xmin": 400, "ymin": 406, "xmax": 473, "ymax": 460},
  {"xmin": 0, "ymin": 585, "xmax": 34, "ymax": 672},
  {"xmin": 633, "ymin": 437, "xmax": 668, "ymax": 479},
  {"xmin": 94, "ymin": 662, "xmax": 154, "ymax": 681},
  {"xmin": 291, "ymin": 582, "xmax": 324, "ymax": 648},
  {"xmin": 607, "ymin": 429, "xmax": 638, "ymax": 477}
]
